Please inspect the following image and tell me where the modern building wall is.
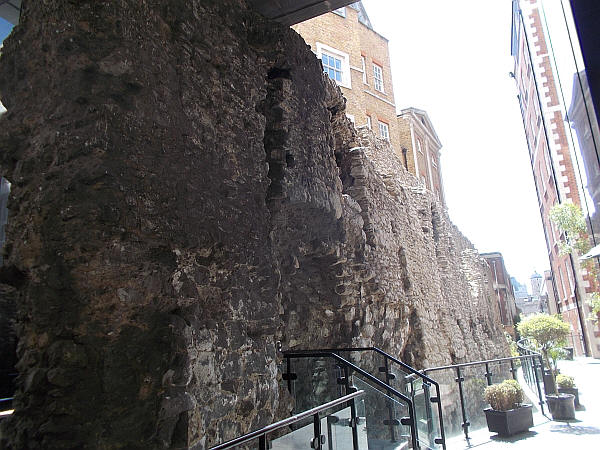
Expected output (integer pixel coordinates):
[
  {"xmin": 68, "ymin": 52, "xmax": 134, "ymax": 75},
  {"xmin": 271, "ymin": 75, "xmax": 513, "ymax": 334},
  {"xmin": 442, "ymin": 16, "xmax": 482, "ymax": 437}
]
[
  {"xmin": 511, "ymin": 0, "xmax": 600, "ymax": 357},
  {"xmin": 568, "ymin": 70, "xmax": 600, "ymax": 242}
]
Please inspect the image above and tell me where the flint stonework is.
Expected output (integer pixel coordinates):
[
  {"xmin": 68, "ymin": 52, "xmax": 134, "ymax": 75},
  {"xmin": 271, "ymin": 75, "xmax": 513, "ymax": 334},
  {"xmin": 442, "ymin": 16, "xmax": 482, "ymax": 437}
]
[{"xmin": 0, "ymin": 1, "xmax": 508, "ymax": 448}]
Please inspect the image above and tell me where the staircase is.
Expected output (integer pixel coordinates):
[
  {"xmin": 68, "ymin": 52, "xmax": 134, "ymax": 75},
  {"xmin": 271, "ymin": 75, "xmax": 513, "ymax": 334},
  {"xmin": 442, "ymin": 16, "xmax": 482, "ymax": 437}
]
[{"xmin": 213, "ymin": 347, "xmax": 446, "ymax": 449}]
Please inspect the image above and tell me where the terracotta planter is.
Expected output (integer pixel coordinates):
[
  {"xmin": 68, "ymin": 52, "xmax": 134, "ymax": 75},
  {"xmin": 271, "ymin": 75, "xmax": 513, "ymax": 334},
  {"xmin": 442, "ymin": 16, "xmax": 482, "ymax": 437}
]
[
  {"xmin": 546, "ymin": 394, "xmax": 576, "ymax": 420},
  {"xmin": 484, "ymin": 405, "xmax": 534, "ymax": 436}
]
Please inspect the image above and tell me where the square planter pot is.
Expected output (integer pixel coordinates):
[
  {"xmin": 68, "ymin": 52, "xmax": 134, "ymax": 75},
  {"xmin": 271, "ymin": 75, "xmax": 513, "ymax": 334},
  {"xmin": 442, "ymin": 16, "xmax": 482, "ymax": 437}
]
[
  {"xmin": 558, "ymin": 387, "xmax": 579, "ymax": 407},
  {"xmin": 484, "ymin": 405, "xmax": 534, "ymax": 437}
]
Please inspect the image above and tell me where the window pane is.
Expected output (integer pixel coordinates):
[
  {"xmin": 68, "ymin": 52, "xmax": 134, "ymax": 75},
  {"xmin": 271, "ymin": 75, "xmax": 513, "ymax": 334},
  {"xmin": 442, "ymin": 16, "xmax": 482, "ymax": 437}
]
[
  {"xmin": 335, "ymin": 71, "xmax": 342, "ymax": 82},
  {"xmin": 335, "ymin": 59, "xmax": 341, "ymax": 70}
]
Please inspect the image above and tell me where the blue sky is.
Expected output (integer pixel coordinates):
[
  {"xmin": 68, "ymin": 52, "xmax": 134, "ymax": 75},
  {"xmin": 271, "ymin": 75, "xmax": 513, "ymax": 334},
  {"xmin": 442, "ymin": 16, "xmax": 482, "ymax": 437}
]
[{"xmin": 0, "ymin": 17, "xmax": 13, "ymax": 44}]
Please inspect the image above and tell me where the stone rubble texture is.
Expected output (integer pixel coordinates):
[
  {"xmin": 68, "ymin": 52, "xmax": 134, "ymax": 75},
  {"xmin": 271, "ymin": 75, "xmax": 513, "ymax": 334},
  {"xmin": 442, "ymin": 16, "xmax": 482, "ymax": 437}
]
[{"xmin": 0, "ymin": 0, "xmax": 508, "ymax": 448}]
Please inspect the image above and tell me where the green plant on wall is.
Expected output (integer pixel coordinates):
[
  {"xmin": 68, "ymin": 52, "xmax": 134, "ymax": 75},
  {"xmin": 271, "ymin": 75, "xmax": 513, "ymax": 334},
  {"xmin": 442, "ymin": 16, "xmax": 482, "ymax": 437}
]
[
  {"xmin": 589, "ymin": 292, "xmax": 600, "ymax": 324},
  {"xmin": 550, "ymin": 203, "xmax": 600, "ymax": 320},
  {"xmin": 549, "ymin": 203, "xmax": 591, "ymax": 256}
]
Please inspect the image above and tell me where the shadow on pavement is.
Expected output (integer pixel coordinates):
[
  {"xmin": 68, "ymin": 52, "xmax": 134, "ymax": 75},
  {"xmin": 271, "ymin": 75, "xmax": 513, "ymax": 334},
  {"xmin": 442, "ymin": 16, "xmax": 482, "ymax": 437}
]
[
  {"xmin": 549, "ymin": 424, "xmax": 600, "ymax": 435},
  {"xmin": 489, "ymin": 430, "xmax": 538, "ymax": 443}
]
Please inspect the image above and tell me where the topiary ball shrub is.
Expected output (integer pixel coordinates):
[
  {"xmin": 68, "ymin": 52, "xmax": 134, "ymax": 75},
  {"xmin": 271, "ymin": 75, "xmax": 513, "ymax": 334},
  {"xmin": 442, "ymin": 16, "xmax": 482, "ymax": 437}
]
[
  {"xmin": 484, "ymin": 380, "xmax": 524, "ymax": 411},
  {"xmin": 556, "ymin": 374, "xmax": 575, "ymax": 389}
]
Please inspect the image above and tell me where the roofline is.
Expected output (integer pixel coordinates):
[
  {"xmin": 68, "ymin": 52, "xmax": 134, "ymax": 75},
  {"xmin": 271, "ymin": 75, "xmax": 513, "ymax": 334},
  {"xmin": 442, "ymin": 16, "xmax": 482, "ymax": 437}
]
[{"xmin": 398, "ymin": 107, "xmax": 442, "ymax": 148}]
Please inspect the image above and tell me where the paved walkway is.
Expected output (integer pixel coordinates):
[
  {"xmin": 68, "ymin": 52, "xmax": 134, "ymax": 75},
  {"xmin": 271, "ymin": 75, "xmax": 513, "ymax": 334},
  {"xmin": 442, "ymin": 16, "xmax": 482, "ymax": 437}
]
[{"xmin": 446, "ymin": 357, "xmax": 600, "ymax": 450}]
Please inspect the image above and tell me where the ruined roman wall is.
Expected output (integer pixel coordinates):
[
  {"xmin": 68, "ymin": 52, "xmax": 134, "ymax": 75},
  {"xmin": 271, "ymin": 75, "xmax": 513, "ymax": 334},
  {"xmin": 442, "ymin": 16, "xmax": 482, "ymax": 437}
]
[{"xmin": 0, "ymin": 1, "xmax": 507, "ymax": 448}]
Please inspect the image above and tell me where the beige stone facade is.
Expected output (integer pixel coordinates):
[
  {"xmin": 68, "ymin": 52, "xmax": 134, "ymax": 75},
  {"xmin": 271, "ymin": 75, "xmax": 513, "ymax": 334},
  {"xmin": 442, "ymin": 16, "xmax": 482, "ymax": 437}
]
[{"xmin": 397, "ymin": 108, "xmax": 446, "ymax": 205}]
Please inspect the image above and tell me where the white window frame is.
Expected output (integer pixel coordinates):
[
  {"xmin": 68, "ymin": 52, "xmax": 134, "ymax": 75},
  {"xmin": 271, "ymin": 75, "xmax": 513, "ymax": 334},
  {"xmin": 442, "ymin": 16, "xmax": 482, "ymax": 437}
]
[
  {"xmin": 316, "ymin": 42, "xmax": 352, "ymax": 89},
  {"xmin": 361, "ymin": 56, "xmax": 367, "ymax": 84},
  {"xmin": 373, "ymin": 63, "xmax": 384, "ymax": 93},
  {"xmin": 333, "ymin": 7, "xmax": 346, "ymax": 17},
  {"xmin": 346, "ymin": 114, "xmax": 355, "ymax": 126},
  {"xmin": 366, "ymin": 115, "xmax": 372, "ymax": 129},
  {"xmin": 378, "ymin": 121, "xmax": 390, "ymax": 141}
]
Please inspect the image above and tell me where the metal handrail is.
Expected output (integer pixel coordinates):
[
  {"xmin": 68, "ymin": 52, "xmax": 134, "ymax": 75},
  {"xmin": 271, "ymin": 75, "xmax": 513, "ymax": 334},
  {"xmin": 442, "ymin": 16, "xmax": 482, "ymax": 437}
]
[
  {"xmin": 210, "ymin": 390, "xmax": 364, "ymax": 449},
  {"xmin": 422, "ymin": 350, "xmax": 546, "ymax": 441},
  {"xmin": 293, "ymin": 346, "xmax": 446, "ymax": 449},
  {"xmin": 422, "ymin": 354, "xmax": 542, "ymax": 373},
  {"xmin": 284, "ymin": 351, "xmax": 414, "ymax": 404},
  {"xmin": 290, "ymin": 347, "xmax": 439, "ymax": 384},
  {"xmin": 284, "ymin": 350, "xmax": 418, "ymax": 449}
]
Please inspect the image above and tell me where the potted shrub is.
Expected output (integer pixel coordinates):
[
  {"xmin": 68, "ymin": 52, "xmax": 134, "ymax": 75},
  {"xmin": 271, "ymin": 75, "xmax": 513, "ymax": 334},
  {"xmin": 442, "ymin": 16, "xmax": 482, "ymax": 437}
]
[
  {"xmin": 556, "ymin": 374, "xmax": 580, "ymax": 408},
  {"xmin": 517, "ymin": 314, "xmax": 575, "ymax": 420},
  {"xmin": 483, "ymin": 380, "xmax": 533, "ymax": 436}
]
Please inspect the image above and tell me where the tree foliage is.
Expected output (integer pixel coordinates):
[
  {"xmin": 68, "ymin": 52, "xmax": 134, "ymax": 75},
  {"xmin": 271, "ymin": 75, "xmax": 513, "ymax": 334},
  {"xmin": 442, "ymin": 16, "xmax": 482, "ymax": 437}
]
[
  {"xmin": 589, "ymin": 292, "xmax": 600, "ymax": 324},
  {"xmin": 518, "ymin": 314, "xmax": 570, "ymax": 395},
  {"xmin": 517, "ymin": 314, "xmax": 570, "ymax": 352},
  {"xmin": 549, "ymin": 203, "xmax": 591, "ymax": 255}
]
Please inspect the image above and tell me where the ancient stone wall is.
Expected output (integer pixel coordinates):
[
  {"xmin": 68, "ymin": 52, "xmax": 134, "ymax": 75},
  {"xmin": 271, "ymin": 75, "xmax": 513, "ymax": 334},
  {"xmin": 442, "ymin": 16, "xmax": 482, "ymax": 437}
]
[{"xmin": 0, "ymin": 1, "xmax": 507, "ymax": 448}]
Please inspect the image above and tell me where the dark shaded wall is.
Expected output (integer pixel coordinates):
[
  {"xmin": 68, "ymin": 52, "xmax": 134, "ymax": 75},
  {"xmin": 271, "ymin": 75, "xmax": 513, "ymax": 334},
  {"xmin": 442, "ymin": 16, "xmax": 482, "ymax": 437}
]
[
  {"xmin": 0, "ymin": 0, "xmax": 342, "ymax": 447},
  {"xmin": 0, "ymin": 1, "xmax": 509, "ymax": 448}
]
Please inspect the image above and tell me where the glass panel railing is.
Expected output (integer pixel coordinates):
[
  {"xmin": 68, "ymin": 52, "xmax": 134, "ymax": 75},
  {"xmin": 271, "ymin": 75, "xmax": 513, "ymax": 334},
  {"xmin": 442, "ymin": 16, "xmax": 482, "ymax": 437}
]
[
  {"xmin": 409, "ymin": 377, "xmax": 439, "ymax": 449},
  {"xmin": 323, "ymin": 406, "xmax": 363, "ymax": 450},
  {"xmin": 489, "ymin": 360, "xmax": 514, "ymax": 385},
  {"xmin": 284, "ymin": 348, "xmax": 445, "ymax": 449},
  {"xmin": 353, "ymin": 376, "xmax": 412, "ymax": 449},
  {"xmin": 285, "ymin": 356, "xmax": 345, "ymax": 414},
  {"xmin": 381, "ymin": 356, "xmax": 443, "ymax": 449},
  {"xmin": 459, "ymin": 365, "xmax": 488, "ymax": 436},
  {"xmin": 282, "ymin": 352, "xmax": 424, "ymax": 449},
  {"xmin": 427, "ymin": 368, "xmax": 462, "ymax": 440}
]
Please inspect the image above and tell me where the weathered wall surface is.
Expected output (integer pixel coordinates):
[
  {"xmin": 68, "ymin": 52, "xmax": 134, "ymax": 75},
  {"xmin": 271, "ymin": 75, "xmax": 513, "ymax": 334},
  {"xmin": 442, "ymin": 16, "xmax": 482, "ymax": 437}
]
[{"xmin": 0, "ymin": 1, "xmax": 507, "ymax": 448}]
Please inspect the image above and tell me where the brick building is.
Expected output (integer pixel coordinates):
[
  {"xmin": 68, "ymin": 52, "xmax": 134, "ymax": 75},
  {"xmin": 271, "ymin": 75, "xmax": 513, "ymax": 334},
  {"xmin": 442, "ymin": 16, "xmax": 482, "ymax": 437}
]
[
  {"xmin": 292, "ymin": 4, "xmax": 399, "ymax": 148},
  {"xmin": 481, "ymin": 252, "xmax": 518, "ymax": 333},
  {"xmin": 292, "ymin": 2, "xmax": 447, "ymax": 205},
  {"xmin": 511, "ymin": 0, "xmax": 600, "ymax": 357}
]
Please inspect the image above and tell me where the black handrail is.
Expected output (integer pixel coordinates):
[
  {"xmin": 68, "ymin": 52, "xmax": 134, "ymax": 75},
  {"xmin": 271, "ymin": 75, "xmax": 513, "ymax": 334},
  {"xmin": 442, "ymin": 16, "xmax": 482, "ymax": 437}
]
[
  {"xmin": 423, "ymin": 353, "xmax": 543, "ymax": 372},
  {"xmin": 423, "ymin": 351, "xmax": 546, "ymax": 441},
  {"xmin": 287, "ymin": 346, "xmax": 447, "ymax": 449},
  {"xmin": 284, "ymin": 351, "xmax": 419, "ymax": 449},
  {"xmin": 210, "ymin": 390, "xmax": 364, "ymax": 449},
  {"xmin": 516, "ymin": 338, "xmax": 548, "ymax": 412},
  {"xmin": 291, "ymin": 347, "xmax": 439, "ymax": 384}
]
